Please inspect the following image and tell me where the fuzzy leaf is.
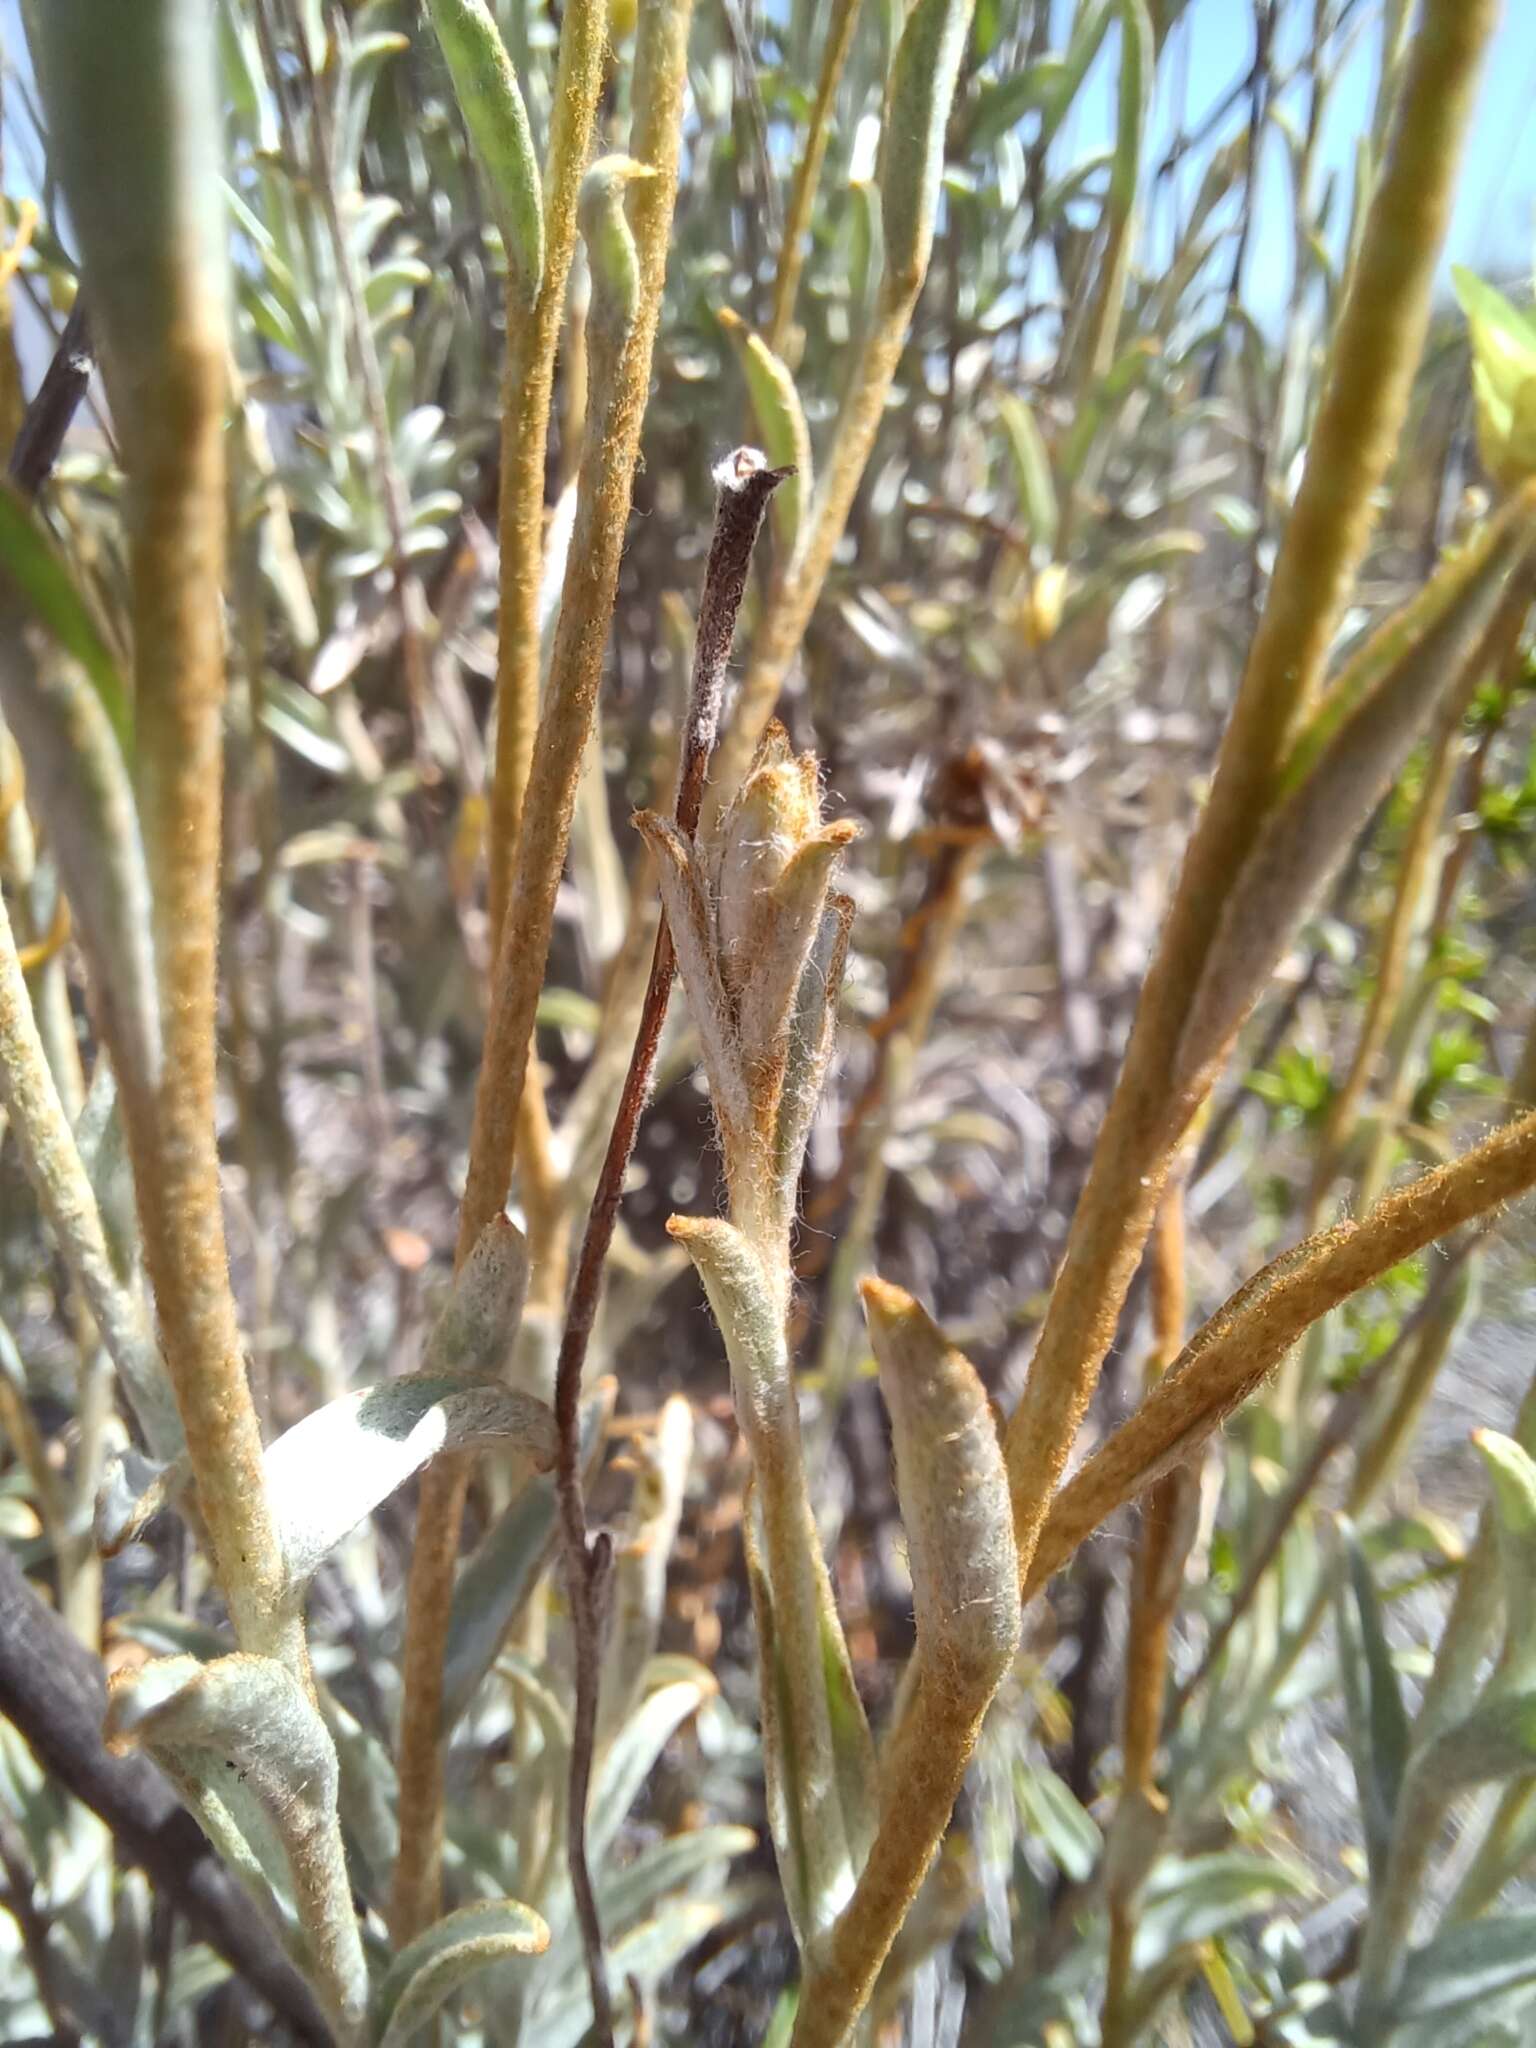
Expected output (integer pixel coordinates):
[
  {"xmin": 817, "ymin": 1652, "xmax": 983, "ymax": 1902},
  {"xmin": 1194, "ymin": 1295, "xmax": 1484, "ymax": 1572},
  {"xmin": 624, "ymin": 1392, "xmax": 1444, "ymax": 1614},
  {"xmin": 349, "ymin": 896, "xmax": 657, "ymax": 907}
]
[
  {"xmin": 1132, "ymin": 1852, "xmax": 1314, "ymax": 1969},
  {"xmin": 95, "ymin": 1449, "xmax": 188, "ymax": 1555},
  {"xmin": 580, "ymin": 156, "xmax": 654, "ymax": 344},
  {"xmin": 372, "ymin": 1898, "xmax": 550, "ymax": 2048},
  {"xmin": 771, "ymin": 892, "xmax": 853, "ymax": 1211},
  {"xmin": 599, "ymin": 1392, "xmax": 694, "ymax": 1745},
  {"xmin": 1177, "ymin": 498, "xmax": 1536, "ymax": 1092},
  {"xmin": 863, "ymin": 1277, "xmax": 1020, "ymax": 1701},
  {"xmin": 0, "ymin": 592, "xmax": 162, "ymax": 1104},
  {"xmin": 420, "ymin": 1217, "xmax": 530, "ymax": 1380},
  {"xmin": 537, "ymin": 1900, "xmax": 723, "ymax": 2048},
  {"xmin": 1016, "ymin": 1765, "xmax": 1103, "ymax": 1884},
  {"xmin": 1472, "ymin": 1429, "xmax": 1536, "ymax": 1680},
  {"xmin": 425, "ymin": 0, "xmax": 543, "ymax": 310},
  {"xmin": 1454, "ymin": 268, "xmax": 1536, "ymax": 487},
  {"xmin": 0, "ymin": 488, "xmax": 132, "ymax": 751},
  {"xmin": 880, "ymin": 0, "xmax": 977, "ymax": 293},
  {"xmin": 1425, "ymin": 1690, "xmax": 1536, "ymax": 1790},
  {"xmin": 635, "ymin": 812, "xmax": 750, "ymax": 1134},
  {"xmin": 264, "ymin": 1373, "xmax": 556, "ymax": 1597},
  {"xmin": 717, "ymin": 308, "xmax": 811, "ymax": 556},
  {"xmin": 1385, "ymin": 1912, "xmax": 1536, "ymax": 2045}
]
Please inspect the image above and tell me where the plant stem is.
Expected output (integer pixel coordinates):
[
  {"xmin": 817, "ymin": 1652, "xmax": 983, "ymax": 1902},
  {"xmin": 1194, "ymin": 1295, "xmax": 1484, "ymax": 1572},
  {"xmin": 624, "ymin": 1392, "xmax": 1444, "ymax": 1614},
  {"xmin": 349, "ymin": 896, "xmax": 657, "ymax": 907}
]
[
  {"xmin": 765, "ymin": 0, "xmax": 860, "ymax": 357},
  {"xmin": 550, "ymin": 452, "xmax": 786, "ymax": 2038},
  {"xmin": 485, "ymin": 0, "xmax": 608, "ymax": 943},
  {"xmin": 392, "ymin": 0, "xmax": 697, "ymax": 1949},
  {"xmin": 1025, "ymin": 1103, "xmax": 1536, "ymax": 1600},
  {"xmin": 1000, "ymin": 0, "xmax": 1498, "ymax": 1586}
]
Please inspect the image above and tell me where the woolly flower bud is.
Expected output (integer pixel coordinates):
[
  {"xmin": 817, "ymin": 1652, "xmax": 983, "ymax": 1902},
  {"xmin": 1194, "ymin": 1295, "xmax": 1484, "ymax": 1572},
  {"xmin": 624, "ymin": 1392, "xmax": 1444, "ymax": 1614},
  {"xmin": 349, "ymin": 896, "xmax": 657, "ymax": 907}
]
[{"xmin": 635, "ymin": 722, "xmax": 856, "ymax": 1204}]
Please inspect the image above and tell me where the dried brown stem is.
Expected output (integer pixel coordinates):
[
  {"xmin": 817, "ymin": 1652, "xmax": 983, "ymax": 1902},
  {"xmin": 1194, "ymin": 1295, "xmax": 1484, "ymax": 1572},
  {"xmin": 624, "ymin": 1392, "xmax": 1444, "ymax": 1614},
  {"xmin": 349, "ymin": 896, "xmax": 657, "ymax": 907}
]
[
  {"xmin": 551, "ymin": 450, "xmax": 787, "ymax": 2041},
  {"xmin": 7, "ymin": 296, "xmax": 93, "ymax": 500}
]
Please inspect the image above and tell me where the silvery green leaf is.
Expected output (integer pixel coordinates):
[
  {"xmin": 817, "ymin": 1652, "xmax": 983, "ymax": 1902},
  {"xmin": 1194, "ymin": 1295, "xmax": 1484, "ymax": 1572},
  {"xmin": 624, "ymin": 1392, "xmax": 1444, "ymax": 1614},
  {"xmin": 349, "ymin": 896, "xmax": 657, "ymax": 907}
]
[
  {"xmin": 441, "ymin": 1383, "xmax": 614, "ymax": 1728},
  {"xmin": 601, "ymin": 1824, "xmax": 755, "ymax": 1935},
  {"xmin": 534, "ymin": 1900, "xmax": 723, "ymax": 2048},
  {"xmin": 95, "ymin": 1449, "xmax": 187, "ymax": 1555},
  {"xmin": 1132, "ymin": 1851, "xmax": 1314, "ymax": 1969},
  {"xmin": 372, "ymin": 1898, "xmax": 549, "ymax": 2048},
  {"xmin": 320, "ymin": 1689, "xmax": 399, "ymax": 1909},
  {"xmin": 1015, "ymin": 1765, "xmax": 1102, "ymax": 1885},
  {"xmin": 1337, "ymin": 1520, "xmax": 1410, "ymax": 1892},
  {"xmin": 1426, "ymin": 1691, "xmax": 1536, "ymax": 1790},
  {"xmin": 1473, "ymin": 1429, "xmax": 1536, "ymax": 1679},
  {"xmin": 423, "ymin": 0, "xmax": 543, "ymax": 310},
  {"xmin": 1386, "ymin": 1914, "xmax": 1536, "ymax": 2048},
  {"xmin": 587, "ymin": 1663, "xmax": 717, "ymax": 1865},
  {"xmin": 264, "ymin": 1372, "xmax": 556, "ymax": 1597}
]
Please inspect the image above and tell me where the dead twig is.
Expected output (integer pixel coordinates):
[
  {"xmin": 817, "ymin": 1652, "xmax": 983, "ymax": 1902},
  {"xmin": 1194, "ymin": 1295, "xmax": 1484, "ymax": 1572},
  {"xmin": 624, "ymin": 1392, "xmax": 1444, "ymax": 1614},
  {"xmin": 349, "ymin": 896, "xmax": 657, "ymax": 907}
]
[{"xmin": 552, "ymin": 449, "xmax": 787, "ymax": 2043}]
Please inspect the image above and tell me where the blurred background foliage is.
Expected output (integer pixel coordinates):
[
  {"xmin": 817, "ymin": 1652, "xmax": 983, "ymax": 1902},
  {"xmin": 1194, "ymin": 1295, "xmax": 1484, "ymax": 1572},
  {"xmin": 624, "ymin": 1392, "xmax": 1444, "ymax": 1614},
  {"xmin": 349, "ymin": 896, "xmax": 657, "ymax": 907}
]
[{"xmin": 2, "ymin": 0, "xmax": 1536, "ymax": 2043}]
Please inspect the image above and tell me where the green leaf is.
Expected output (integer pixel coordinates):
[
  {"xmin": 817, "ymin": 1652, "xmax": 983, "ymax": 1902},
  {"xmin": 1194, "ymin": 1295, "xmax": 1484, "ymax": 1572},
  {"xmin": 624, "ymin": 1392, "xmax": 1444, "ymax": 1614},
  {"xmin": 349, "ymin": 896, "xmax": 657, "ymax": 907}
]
[
  {"xmin": 425, "ymin": 0, "xmax": 543, "ymax": 310},
  {"xmin": 534, "ymin": 1900, "xmax": 723, "ymax": 2048},
  {"xmin": 1133, "ymin": 1852, "xmax": 1314, "ymax": 1968},
  {"xmin": 586, "ymin": 1664, "xmax": 716, "ymax": 1864},
  {"xmin": 1426, "ymin": 1691, "xmax": 1536, "ymax": 1791},
  {"xmin": 420, "ymin": 1218, "xmax": 530, "ymax": 1381},
  {"xmin": 0, "ymin": 489, "xmax": 132, "ymax": 752},
  {"xmin": 372, "ymin": 1898, "xmax": 550, "ymax": 2048},
  {"xmin": 1453, "ymin": 268, "xmax": 1536, "ymax": 486},
  {"xmin": 994, "ymin": 390, "xmax": 1059, "ymax": 555},
  {"xmin": 1178, "ymin": 496, "xmax": 1536, "ymax": 1092},
  {"xmin": 1473, "ymin": 1429, "xmax": 1536, "ymax": 1679},
  {"xmin": 717, "ymin": 308, "xmax": 811, "ymax": 557},
  {"xmin": 880, "ymin": 0, "xmax": 975, "ymax": 292},
  {"xmin": 1386, "ymin": 1913, "xmax": 1536, "ymax": 2047},
  {"xmin": 1339, "ymin": 1521, "xmax": 1411, "ymax": 1890},
  {"xmin": 441, "ymin": 1383, "xmax": 613, "ymax": 1728},
  {"xmin": 1016, "ymin": 1764, "xmax": 1102, "ymax": 1883}
]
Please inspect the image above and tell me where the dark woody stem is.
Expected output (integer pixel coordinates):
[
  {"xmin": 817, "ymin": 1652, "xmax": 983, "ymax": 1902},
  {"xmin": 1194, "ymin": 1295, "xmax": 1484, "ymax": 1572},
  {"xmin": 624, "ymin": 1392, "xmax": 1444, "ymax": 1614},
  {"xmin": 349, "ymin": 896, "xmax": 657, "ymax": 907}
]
[{"xmin": 553, "ymin": 449, "xmax": 788, "ymax": 2044}]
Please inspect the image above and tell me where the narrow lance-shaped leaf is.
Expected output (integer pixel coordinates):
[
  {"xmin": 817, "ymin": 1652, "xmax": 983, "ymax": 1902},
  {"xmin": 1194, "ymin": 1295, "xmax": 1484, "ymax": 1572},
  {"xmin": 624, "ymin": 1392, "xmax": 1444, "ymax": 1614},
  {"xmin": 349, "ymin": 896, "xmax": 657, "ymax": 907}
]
[
  {"xmin": 580, "ymin": 155, "xmax": 655, "ymax": 346},
  {"xmin": 441, "ymin": 1381, "xmax": 615, "ymax": 1729},
  {"xmin": 668, "ymin": 1215, "xmax": 862, "ymax": 1942},
  {"xmin": 1472, "ymin": 1428, "xmax": 1536, "ymax": 1683},
  {"xmin": 0, "ymin": 550, "xmax": 162, "ymax": 1102},
  {"xmin": 994, "ymin": 390, "xmax": 1059, "ymax": 556},
  {"xmin": 1336, "ymin": 1519, "xmax": 1410, "ymax": 1893},
  {"xmin": 599, "ymin": 1392, "xmax": 694, "ymax": 1746},
  {"xmin": 372, "ymin": 1898, "xmax": 550, "ymax": 2048},
  {"xmin": 717, "ymin": 307, "xmax": 812, "ymax": 559},
  {"xmin": 1176, "ymin": 494, "xmax": 1536, "ymax": 1094},
  {"xmin": 865, "ymin": 1279, "xmax": 1020, "ymax": 1705},
  {"xmin": 425, "ymin": 0, "xmax": 544, "ymax": 311},
  {"xmin": 879, "ymin": 0, "xmax": 977, "ymax": 297},
  {"xmin": 788, "ymin": 1285, "xmax": 1018, "ymax": 2048}
]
